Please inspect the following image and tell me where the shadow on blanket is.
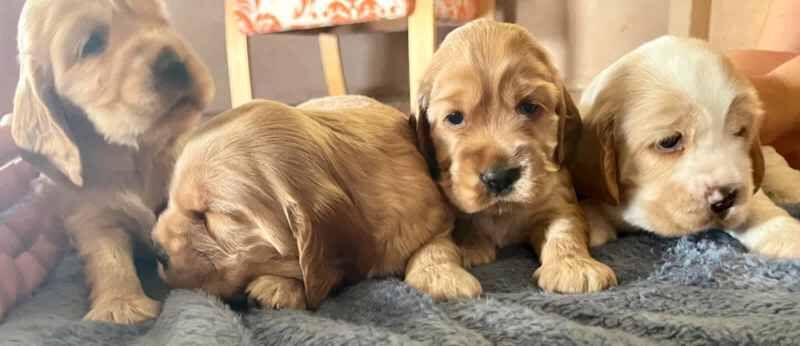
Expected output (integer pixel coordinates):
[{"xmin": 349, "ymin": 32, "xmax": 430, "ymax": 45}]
[{"xmin": 2, "ymin": 206, "xmax": 800, "ymax": 345}]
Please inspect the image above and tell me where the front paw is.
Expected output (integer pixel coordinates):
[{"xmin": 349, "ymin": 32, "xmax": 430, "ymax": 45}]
[
  {"xmin": 84, "ymin": 294, "xmax": 160, "ymax": 324},
  {"xmin": 405, "ymin": 264, "xmax": 482, "ymax": 300},
  {"xmin": 734, "ymin": 215, "xmax": 800, "ymax": 259},
  {"xmin": 751, "ymin": 229, "xmax": 800, "ymax": 259},
  {"xmin": 246, "ymin": 276, "xmax": 307, "ymax": 310},
  {"xmin": 533, "ymin": 256, "xmax": 617, "ymax": 293},
  {"xmin": 461, "ymin": 242, "xmax": 497, "ymax": 268}
]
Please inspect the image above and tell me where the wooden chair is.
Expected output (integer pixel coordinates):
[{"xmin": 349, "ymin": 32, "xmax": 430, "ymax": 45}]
[
  {"xmin": 668, "ymin": 0, "xmax": 712, "ymax": 40},
  {"xmin": 224, "ymin": 0, "xmax": 495, "ymax": 109}
]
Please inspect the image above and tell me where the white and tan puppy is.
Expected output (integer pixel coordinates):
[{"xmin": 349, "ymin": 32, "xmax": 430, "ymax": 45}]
[
  {"xmin": 573, "ymin": 36, "xmax": 800, "ymax": 258},
  {"xmin": 12, "ymin": 0, "xmax": 213, "ymax": 323}
]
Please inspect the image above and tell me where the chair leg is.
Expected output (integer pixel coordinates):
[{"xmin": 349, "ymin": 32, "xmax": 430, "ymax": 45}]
[
  {"xmin": 225, "ymin": 0, "xmax": 253, "ymax": 108},
  {"xmin": 480, "ymin": 0, "xmax": 496, "ymax": 20},
  {"xmin": 668, "ymin": 0, "xmax": 712, "ymax": 40},
  {"xmin": 318, "ymin": 33, "xmax": 347, "ymax": 96},
  {"xmin": 408, "ymin": 0, "xmax": 436, "ymax": 111}
]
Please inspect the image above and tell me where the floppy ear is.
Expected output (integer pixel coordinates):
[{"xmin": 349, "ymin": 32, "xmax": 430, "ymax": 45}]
[
  {"xmin": 554, "ymin": 85, "xmax": 583, "ymax": 166},
  {"xmin": 289, "ymin": 191, "xmax": 375, "ymax": 309},
  {"xmin": 569, "ymin": 102, "xmax": 621, "ymax": 206},
  {"xmin": 409, "ymin": 93, "xmax": 441, "ymax": 180},
  {"xmin": 11, "ymin": 59, "xmax": 83, "ymax": 186},
  {"xmin": 750, "ymin": 136, "xmax": 765, "ymax": 193}
]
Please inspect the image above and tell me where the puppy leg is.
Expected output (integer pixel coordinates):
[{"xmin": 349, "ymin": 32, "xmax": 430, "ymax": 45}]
[
  {"xmin": 70, "ymin": 224, "xmax": 159, "ymax": 324},
  {"xmin": 454, "ymin": 226, "xmax": 497, "ymax": 268},
  {"xmin": 760, "ymin": 145, "xmax": 800, "ymax": 204},
  {"xmin": 581, "ymin": 200, "xmax": 619, "ymax": 247},
  {"xmin": 728, "ymin": 190, "xmax": 800, "ymax": 258},
  {"xmin": 247, "ymin": 275, "xmax": 307, "ymax": 310},
  {"xmin": 531, "ymin": 211, "xmax": 617, "ymax": 293},
  {"xmin": 405, "ymin": 235, "xmax": 482, "ymax": 300}
]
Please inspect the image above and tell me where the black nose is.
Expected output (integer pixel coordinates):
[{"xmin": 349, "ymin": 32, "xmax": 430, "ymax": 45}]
[
  {"xmin": 153, "ymin": 48, "xmax": 190, "ymax": 90},
  {"xmin": 480, "ymin": 166, "xmax": 521, "ymax": 195},
  {"xmin": 709, "ymin": 187, "xmax": 738, "ymax": 217}
]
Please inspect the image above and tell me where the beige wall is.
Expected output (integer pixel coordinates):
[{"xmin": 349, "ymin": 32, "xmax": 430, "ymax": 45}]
[
  {"xmin": 1, "ymin": 1, "xmax": 24, "ymax": 113},
  {"xmin": 0, "ymin": 0, "xmax": 786, "ymax": 114}
]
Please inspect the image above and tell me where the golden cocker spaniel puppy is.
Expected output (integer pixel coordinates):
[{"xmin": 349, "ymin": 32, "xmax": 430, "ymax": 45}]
[
  {"xmin": 11, "ymin": 0, "xmax": 213, "ymax": 323},
  {"xmin": 412, "ymin": 20, "xmax": 617, "ymax": 293},
  {"xmin": 573, "ymin": 36, "xmax": 800, "ymax": 258},
  {"xmin": 151, "ymin": 96, "xmax": 481, "ymax": 309}
]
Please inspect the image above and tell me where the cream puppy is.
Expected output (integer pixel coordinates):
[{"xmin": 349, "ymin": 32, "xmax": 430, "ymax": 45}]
[
  {"xmin": 11, "ymin": 0, "xmax": 214, "ymax": 324},
  {"xmin": 573, "ymin": 36, "xmax": 800, "ymax": 258}
]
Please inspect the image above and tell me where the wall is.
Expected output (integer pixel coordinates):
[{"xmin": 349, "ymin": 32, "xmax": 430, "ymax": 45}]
[
  {"xmin": 0, "ymin": 0, "xmax": 787, "ymax": 114},
  {"xmin": 0, "ymin": 1, "xmax": 24, "ymax": 113}
]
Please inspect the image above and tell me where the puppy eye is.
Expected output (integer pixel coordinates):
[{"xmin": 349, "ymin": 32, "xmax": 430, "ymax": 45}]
[
  {"xmin": 80, "ymin": 29, "xmax": 108, "ymax": 59},
  {"xmin": 655, "ymin": 133, "xmax": 683, "ymax": 152},
  {"xmin": 445, "ymin": 111, "xmax": 464, "ymax": 126},
  {"xmin": 734, "ymin": 126, "xmax": 747, "ymax": 137},
  {"xmin": 516, "ymin": 101, "xmax": 542, "ymax": 118}
]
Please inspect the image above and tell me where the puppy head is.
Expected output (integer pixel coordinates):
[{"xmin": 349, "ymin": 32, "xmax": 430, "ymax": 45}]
[
  {"xmin": 574, "ymin": 36, "xmax": 764, "ymax": 236},
  {"xmin": 413, "ymin": 20, "xmax": 581, "ymax": 214},
  {"xmin": 12, "ymin": 0, "xmax": 214, "ymax": 186},
  {"xmin": 151, "ymin": 167, "xmax": 249, "ymax": 299}
]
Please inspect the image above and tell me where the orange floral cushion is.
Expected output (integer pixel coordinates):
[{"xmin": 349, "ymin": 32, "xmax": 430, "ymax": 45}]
[{"xmin": 234, "ymin": 0, "xmax": 481, "ymax": 35}]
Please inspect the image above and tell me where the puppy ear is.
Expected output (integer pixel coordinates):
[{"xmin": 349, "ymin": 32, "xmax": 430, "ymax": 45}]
[
  {"xmin": 750, "ymin": 136, "xmax": 765, "ymax": 193},
  {"xmin": 289, "ymin": 193, "xmax": 375, "ymax": 309},
  {"xmin": 569, "ymin": 103, "xmax": 621, "ymax": 205},
  {"xmin": 410, "ymin": 94, "xmax": 441, "ymax": 180},
  {"xmin": 554, "ymin": 85, "xmax": 583, "ymax": 166},
  {"xmin": 11, "ymin": 59, "xmax": 83, "ymax": 186}
]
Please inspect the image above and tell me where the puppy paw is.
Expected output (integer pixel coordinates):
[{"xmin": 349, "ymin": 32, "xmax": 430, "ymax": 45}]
[
  {"xmin": 461, "ymin": 242, "xmax": 497, "ymax": 268},
  {"xmin": 734, "ymin": 214, "xmax": 800, "ymax": 259},
  {"xmin": 758, "ymin": 241, "xmax": 800, "ymax": 259},
  {"xmin": 533, "ymin": 256, "xmax": 617, "ymax": 293},
  {"xmin": 582, "ymin": 202, "xmax": 618, "ymax": 247},
  {"xmin": 84, "ymin": 294, "xmax": 160, "ymax": 324},
  {"xmin": 750, "ymin": 227, "xmax": 800, "ymax": 259},
  {"xmin": 405, "ymin": 264, "xmax": 482, "ymax": 300},
  {"xmin": 247, "ymin": 275, "xmax": 307, "ymax": 310}
]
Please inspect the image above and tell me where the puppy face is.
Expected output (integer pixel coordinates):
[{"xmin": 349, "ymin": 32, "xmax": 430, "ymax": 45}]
[
  {"xmin": 151, "ymin": 178, "xmax": 264, "ymax": 299},
  {"xmin": 151, "ymin": 138, "xmax": 302, "ymax": 300},
  {"xmin": 151, "ymin": 204, "xmax": 218, "ymax": 293},
  {"xmin": 574, "ymin": 36, "xmax": 765, "ymax": 236},
  {"xmin": 415, "ymin": 20, "xmax": 580, "ymax": 214},
  {"xmin": 152, "ymin": 203, "xmax": 246, "ymax": 299},
  {"xmin": 12, "ymin": 0, "xmax": 213, "ymax": 185}
]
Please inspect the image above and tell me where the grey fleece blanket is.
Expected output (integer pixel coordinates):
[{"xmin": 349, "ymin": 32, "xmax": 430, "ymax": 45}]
[{"xmin": 3, "ymin": 207, "xmax": 800, "ymax": 345}]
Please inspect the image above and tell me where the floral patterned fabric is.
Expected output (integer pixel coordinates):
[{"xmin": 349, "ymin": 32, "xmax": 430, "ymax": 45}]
[{"xmin": 233, "ymin": 0, "xmax": 481, "ymax": 35}]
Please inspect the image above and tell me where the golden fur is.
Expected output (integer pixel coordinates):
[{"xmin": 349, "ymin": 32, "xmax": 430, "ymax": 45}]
[
  {"xmin": 574, "ymin": 36, "xmax": 800, "ymax": 258},
  {"xmin": 11, "ymin": 0, "xmax": 213, "ymax": 324},
  {"xmin": 151, "ymin": 96, "xmax": 481, "ymax": 309},
  {"xmin": 413, "ymin": 20, "xmax": 616, "ymax": 293}
]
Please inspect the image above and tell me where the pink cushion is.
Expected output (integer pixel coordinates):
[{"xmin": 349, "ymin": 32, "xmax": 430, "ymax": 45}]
[{"xmin": 234, "ymin": 0, "xmax": 481, "ymax": 35}]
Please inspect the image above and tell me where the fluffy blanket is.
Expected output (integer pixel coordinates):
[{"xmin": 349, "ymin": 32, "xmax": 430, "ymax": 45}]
[{"xmin": 2, "ymin": 206, "xmax": 800, "ymax": 346}]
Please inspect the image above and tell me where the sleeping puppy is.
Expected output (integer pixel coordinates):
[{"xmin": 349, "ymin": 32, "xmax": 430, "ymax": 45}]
[
  {"xmin": 573, "ymin": 35, "xmax": 800, "ymax": 258},
  {"xmin": 151, "ymin": 96, "xmax": 481, "ymax": 309},
  {"xmin": 412, "ymin": 20, "xmax": 617, "ymax": 293},
  {"xmin": 11, "ymin": 0, "xmax": 213, "ymax": 323}
]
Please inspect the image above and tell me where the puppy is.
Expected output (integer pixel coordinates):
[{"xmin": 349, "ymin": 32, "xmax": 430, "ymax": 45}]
[
  {"xmin": 151, "ymin": 96, "xmax": 481, "ymax": 309},
  {"xmin": 11, "ymin": 0, "xmax": 213, "ymax": 323},
  {"xmin": 412, "ymin": 20, "xmax": 617, "ymax": 293},
  {"xmin": 572, "ymin": 35, "xmax": 800, "ymax": 258}
]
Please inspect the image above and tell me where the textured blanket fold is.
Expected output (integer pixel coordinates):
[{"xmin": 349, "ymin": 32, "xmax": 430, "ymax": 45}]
[{"xmin": 2, "ymin": 206, "xmax": 800, "ymax": 345}]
